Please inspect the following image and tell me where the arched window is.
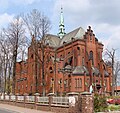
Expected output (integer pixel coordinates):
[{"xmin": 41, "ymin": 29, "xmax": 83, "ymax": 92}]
[
  {"xmin": 68, "ymin": 52, "xmax": 70, "ymax": 54},
  {"xmin": 103, "ymin": 65, "xmax": 106, "ymax": 70},
  {"xmin": 49, "ymin": 67, "xmax": 53, "ymax": 73},
  {"xmin": 31, "ymin": 54, "xmax": 33, "ymax": 59},
  {"xmin": 64, "ymin": 62, "xmax": 68, "ymax": 67},
  {"xmin": 98, "ymin": 63, "xmax": 100, "ymax": 70},
  {"xmin": 89, "ymin": 51, "xmax": 94, "ymax": 65},
  {"xmin": 79, "ymin": 78, "xmax": 82, "ymax": 88},
  {"xmin": 68, "ymin": 57, "xmax": 73, "ymax": 65},
  {"xmin": 77, "ymin": 47, "xmax": 80, "ymax": 55},
  {"xmin": 74, "ymin": 57, "xmax": 77, "ymax": 66},
  {"xmin": 89, "ymin": 51, "xmax": 93, "ymax": 59}
]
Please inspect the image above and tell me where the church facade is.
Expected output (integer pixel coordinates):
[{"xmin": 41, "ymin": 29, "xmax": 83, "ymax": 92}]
[{"xmin": 15, "ymin": 9, "xmax": 112, "ymax": 96}]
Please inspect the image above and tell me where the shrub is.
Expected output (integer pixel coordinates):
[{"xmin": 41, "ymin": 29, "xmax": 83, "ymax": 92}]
[
  {"xmin": 94, "ymin": 94, "xmax": 108, "ymax": 112},
  {"xmin": 108, "ymin": 104, "xmax": 120, "ymax": 111}
]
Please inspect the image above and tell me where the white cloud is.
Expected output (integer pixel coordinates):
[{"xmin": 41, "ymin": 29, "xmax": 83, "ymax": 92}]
[
  {"xmin": 54, "ymin": 0, "xmax": 90, "ymax": 12},
  {"xmin": 0, "ymin": 0, "xmax": 35, "ymax": 9},
  {"xmin": 52, "ymin": 0, "xmax": 120, "ymax": 57},
  {"xmin": 91, "ymin": 23, "xmax": 120, "ymax": 49},
  {"xmin": 87, "ymin": 23, "xmax": 120, "ymax": 59},
  {"xmin": 0, "ymin": 13, "xmax": 14, "ymax": 28},
  {"xmin": 13, "ymin": 0, "xmax": 35, "ymax": 5},
  {"xmin": 53, "ymin": 0, "xmax": 91, "ymax": 30},
  {"xmin": 53, "ymin": 0, "xmax": 120, "ymax": 29},
  {"xmin": 0, "ymin": 0, "xmax": 9, "ymax": 10}
]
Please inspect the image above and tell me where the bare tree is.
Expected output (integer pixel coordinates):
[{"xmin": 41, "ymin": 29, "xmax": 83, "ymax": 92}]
[
  {"xmin": 0, "ymin": 30, "xmax": 14, "ymax": 94},
  {"xmin": 105, "ymin": 48, "xmax": 116, "ymax": 96},
  {"xmin": 22, "ymin": 9, "xmax": 51, "ymax": 39},
  {"xmin": 3, "ymin": 16, "xmax": 26, "ymax": 94},
  {"xmin": 0, "ymin": 33, "xmax": 9, "ymax": 94},
  {"xmin": 0, "ymin": 58, "xmax": 4, "ymax": 93},
  {"xmin": 7, "ymin": 58, "xmax": 13, "ymax": 94},
  {"xmin": 23, "ymin": 9, "xmax": 51, "ymax": 95},
  {"xmin": 114, "ymin": 61, "xmax": 120, "ymax": 95}
]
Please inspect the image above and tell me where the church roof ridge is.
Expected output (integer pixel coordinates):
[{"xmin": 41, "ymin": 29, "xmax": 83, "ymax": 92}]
[
  {"xmin": 65, "ymin": 27, "xmax": 85, "ymax": 35},
  {"xmin": 60, "ymin": 26, "xmax": 85, "ymax": 45}
]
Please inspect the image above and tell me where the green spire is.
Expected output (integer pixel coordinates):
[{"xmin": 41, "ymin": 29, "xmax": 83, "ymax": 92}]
[{"xmin": 58, "ymin": 7, "xmax": 66, "ymax": 39}]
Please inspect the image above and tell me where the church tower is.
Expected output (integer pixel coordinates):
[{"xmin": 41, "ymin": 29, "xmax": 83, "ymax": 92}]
[{"xmin": 58, "ymin": 7, "xmax": 66, "ymax": 39}]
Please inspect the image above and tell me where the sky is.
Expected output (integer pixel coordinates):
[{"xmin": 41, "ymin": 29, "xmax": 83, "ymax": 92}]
[{"xmin": 0, "ymin": 0, "xmax": 120, "ymax": 58}]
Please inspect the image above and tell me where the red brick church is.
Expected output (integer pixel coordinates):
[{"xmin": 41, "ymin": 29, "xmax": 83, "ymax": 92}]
[{"xmin": 15, "ymin": 8, "xmax": 112, "ymax": 96}]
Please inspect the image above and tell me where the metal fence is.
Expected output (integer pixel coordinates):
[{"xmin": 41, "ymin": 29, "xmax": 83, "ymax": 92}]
[
  {"xmin": 37, "ymin": 97, "xmax": 49, "ymax": 104},
  {"xmin": 17, "ymin": 96, "xmax": 24, "ymax": 102},
  {"xmin": 52, "ymin": 97, "xmax": 69, "ymax": 106},
  {"xmin": 5, "ymin": 95, "xmax": 9, "ymax": 100},
  {"xmin": 0, "ymin": 95, "xmax": 76, "ymax": 107},
  {"xmin": 10, "ymin": 95, "xmax": 16, "ymax": 101},
  {"xmin": 26, "ymin": 96, "xmax": 35, "ymax": 103}
]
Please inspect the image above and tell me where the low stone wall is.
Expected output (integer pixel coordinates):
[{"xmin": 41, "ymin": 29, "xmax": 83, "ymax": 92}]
[
  {"xmin": 16, "ymin": 102, "xmax": 25, "ymax": 108},
  {"xmin": 51, "ymin": 105, "xmax": 69, "ymax": 113},
  {"xmin": 37, "ymin": 104, "xmax": 50, "ymax": 111},
  {"xmin": 25, "ymin": 102, "xmax": 35, "ymax": 109},
  {"xmin": 0, "ymin": 100, "xmax": 69, "ymax": 113},
  {"xmin": 0, "ymin": 92, "xmax": 94, "ymax": 113}
]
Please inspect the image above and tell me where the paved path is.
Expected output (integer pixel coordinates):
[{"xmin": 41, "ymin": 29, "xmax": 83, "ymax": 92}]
[
  {"xmin": 97, "ymin": 111, "xmax": 120, "ymax": 113},
  {"xmin": 0, "ymin": 104, "xmax": 54, "ymax": 113},
  {"xmin": 0, "ymin": 108, "xmax": 18, "ymax": 113}
]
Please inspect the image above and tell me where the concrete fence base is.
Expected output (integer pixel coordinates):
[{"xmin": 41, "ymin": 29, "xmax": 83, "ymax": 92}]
[{"xmin": 0, "ymin": 92, "xmax": 93, "ymax": 113}]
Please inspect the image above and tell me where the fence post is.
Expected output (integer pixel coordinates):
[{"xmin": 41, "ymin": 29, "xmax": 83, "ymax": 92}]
[
  {"xmin": 48, "ymin": 93, "xmax": 55, "ymax": 111},
  {"xmin": 34, "ymin": 93, "xmax": 40, "ymax": 109},
  {"xmin": 79, "ymin": 92, "xmax": 93, "ymax": 113},
  {"xmin": 9, "ymin": 93, "xmax": 12, "ymax": 103},
  {"xmin": 9, "ymin": 93, "xmax": 11, "ymax": 102},
  {"xmin": 0, "ymin": 93, "xmax": 1, "ymax": 100},
  {"xmin": 24, "ymin": 93, "xmax": 28, "ymax": 108},
  {"xmin": 3, "ymin": 93, "xmax": 6, "ymax": 100},
  {"xmin": 4, "ymin": 94, "xmax": 5, "ymax": 100},
  {"xmin": 16, "ymin": 93, "xmax": 19, "ymax": 105}
]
